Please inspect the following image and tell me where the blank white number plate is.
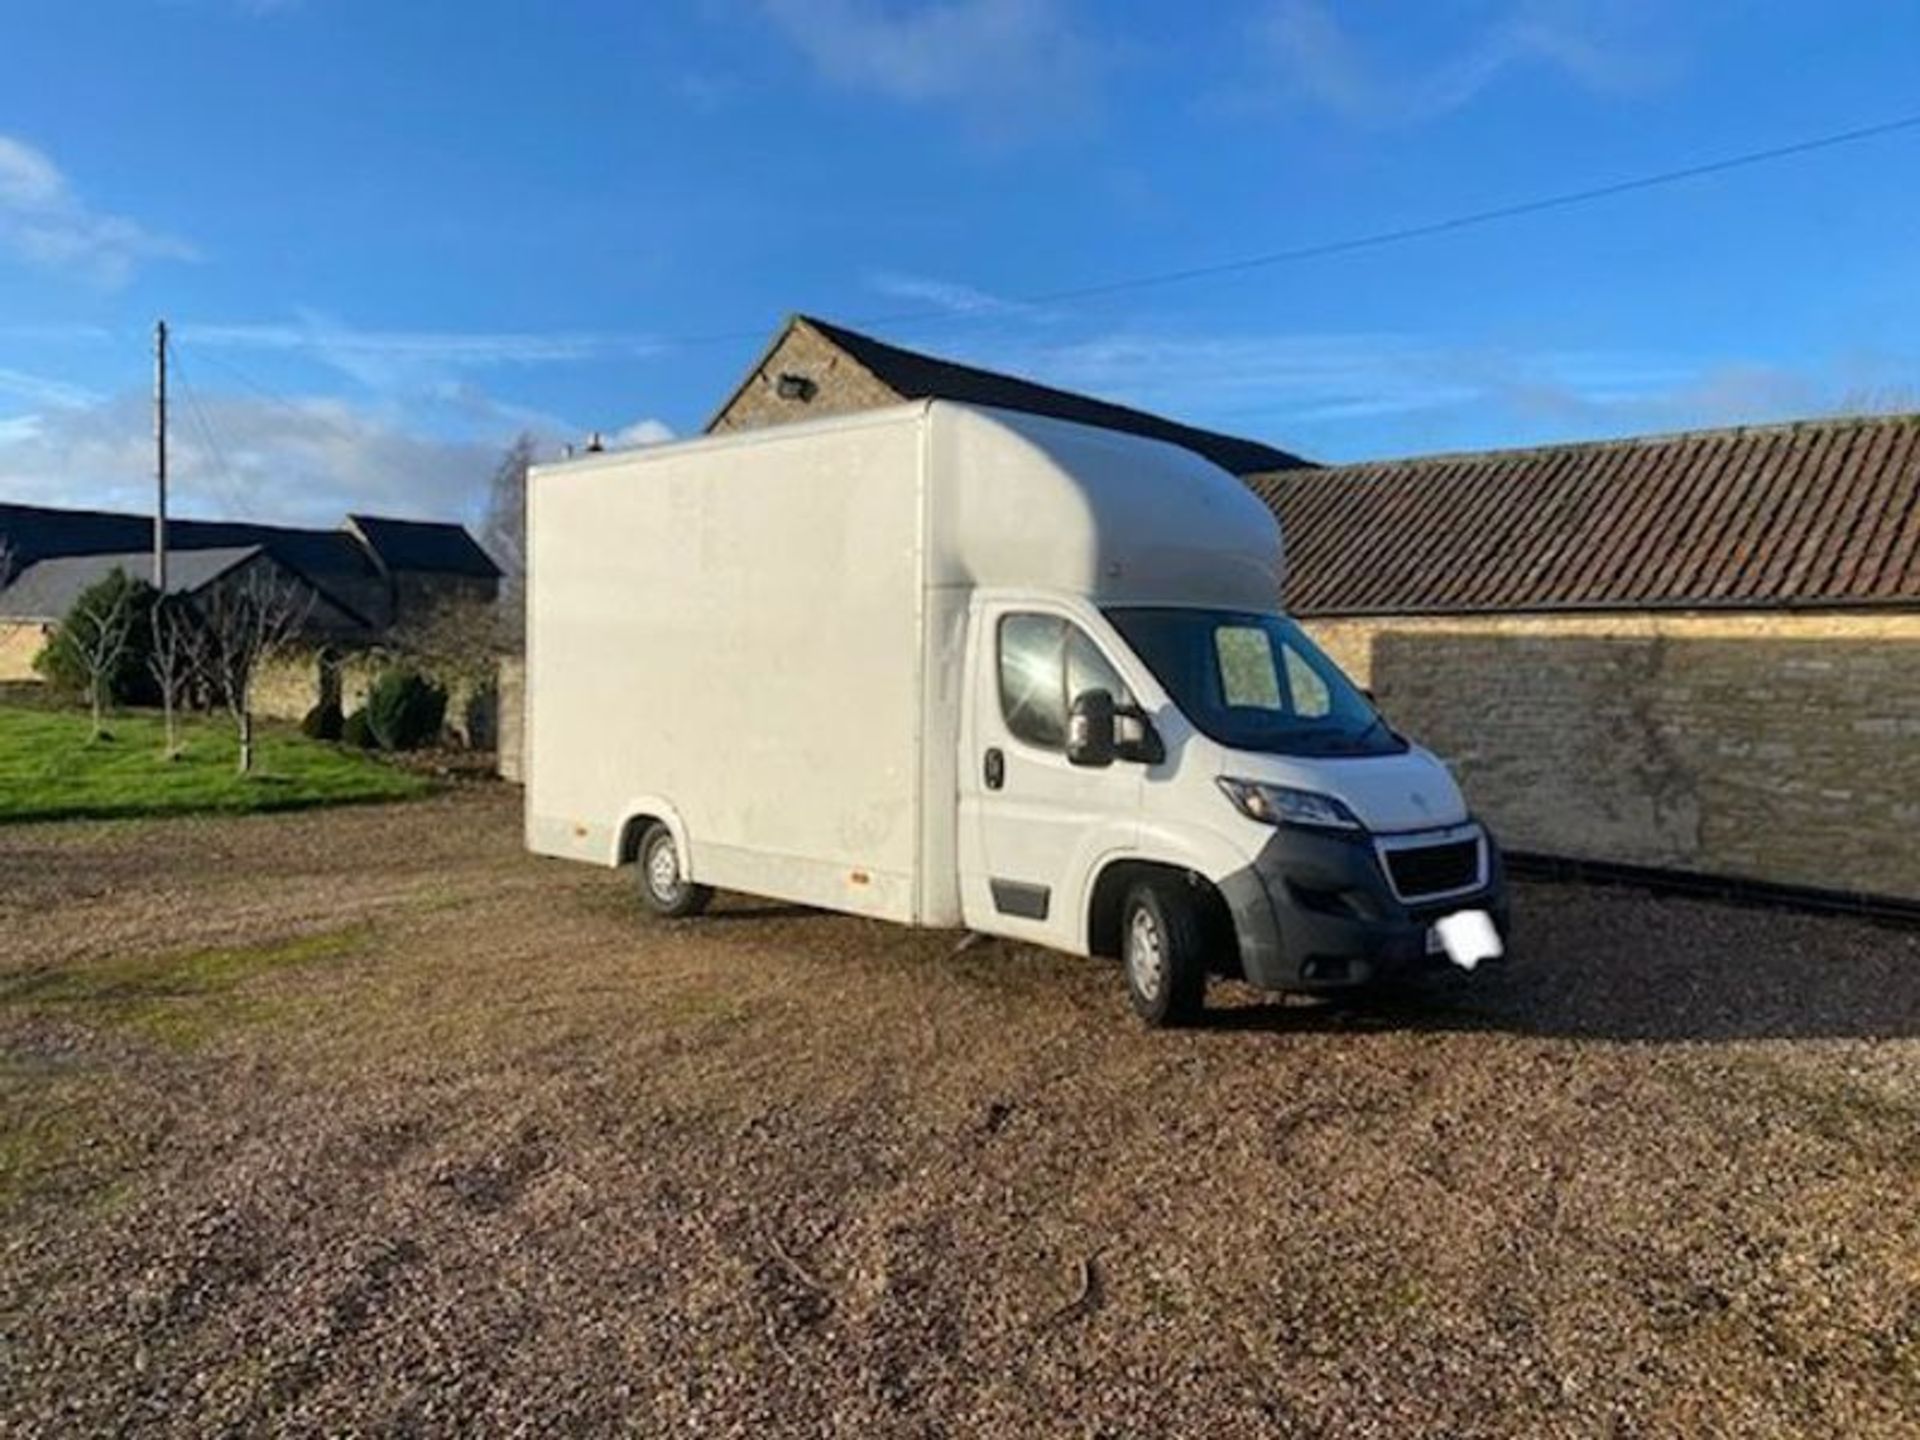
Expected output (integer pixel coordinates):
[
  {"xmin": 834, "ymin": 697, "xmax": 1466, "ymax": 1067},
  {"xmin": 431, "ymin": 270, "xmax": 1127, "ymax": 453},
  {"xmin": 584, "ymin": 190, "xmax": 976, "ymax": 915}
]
[{"xmin": 1430, "ymin": 909, "xmax": 1503, "ymax": 970}]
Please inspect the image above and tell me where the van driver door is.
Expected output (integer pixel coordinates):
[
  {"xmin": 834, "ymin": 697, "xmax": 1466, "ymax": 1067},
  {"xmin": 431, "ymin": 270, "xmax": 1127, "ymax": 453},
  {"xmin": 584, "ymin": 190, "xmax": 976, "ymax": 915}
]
[{"xmin": 958, "ymin": 600, "xmax": 1142, "ymax": 948}]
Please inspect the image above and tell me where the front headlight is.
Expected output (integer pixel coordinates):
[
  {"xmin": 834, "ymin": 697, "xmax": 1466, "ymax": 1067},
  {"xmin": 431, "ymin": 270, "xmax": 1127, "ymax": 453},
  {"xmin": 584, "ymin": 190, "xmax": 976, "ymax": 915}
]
[{"xmin": 1216, "ymin": 777, "xmax": 1364, "ymax": 831}]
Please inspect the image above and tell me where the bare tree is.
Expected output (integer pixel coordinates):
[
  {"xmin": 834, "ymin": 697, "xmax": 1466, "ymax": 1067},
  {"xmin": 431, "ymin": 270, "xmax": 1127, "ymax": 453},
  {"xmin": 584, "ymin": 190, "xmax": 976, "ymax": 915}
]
[
  {"xmin": 196, "ymin": 565, "xmax": 313, "ymax": 775},
  {"xmin": 147, "ymin": 595, "xmax": 200, "ymax": 760},
  {"xmin": 66, "ymin": 570, "xmax": 139, "ymax": 739},
  {"xmin": 480, "ymin": 432, "xmax": 536, "ymax": 651},
  {"xmin": 390, "ymin": 591, "xmax": 503, "ymax": 688}
]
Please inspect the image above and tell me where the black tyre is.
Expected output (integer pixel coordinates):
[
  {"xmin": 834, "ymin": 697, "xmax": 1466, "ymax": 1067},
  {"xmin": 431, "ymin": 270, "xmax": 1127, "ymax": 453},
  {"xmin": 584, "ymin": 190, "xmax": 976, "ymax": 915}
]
[
  {"xmin": 636, "ymin": 821, "xmax": 713, "ymax": 918},
  {"xmin": 1121, "ymin": 879, "xmax": 1206, "ymax": 1027}
]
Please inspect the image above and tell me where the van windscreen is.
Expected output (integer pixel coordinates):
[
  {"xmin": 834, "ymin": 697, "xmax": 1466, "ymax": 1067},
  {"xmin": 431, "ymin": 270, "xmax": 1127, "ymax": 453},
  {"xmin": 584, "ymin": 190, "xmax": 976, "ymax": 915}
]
[{"xmin": 1104, "ymin": 607, "xmax": 1406, "ymax": 758}]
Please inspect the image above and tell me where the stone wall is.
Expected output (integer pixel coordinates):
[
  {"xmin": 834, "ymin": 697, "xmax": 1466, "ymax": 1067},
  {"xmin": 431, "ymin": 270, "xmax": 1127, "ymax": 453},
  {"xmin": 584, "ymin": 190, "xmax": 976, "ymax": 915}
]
[
  {"xmin": 708, "ymin": 321, "xmax": 902, "ymax": 435},
  {"xmin": 252, "ymin": 649, "xmax": 378, "ymax": 724},
  {"xmin": 254, "ymin": 648, "xmax": 498, "ymax": 748},
  {"xmin": 1302, "ymin": 609, "xmax": 1920, "ymax": 901},
  {"xmin": 0, "ymin": 620, "xmax": 49, "ymax": 681},
  {"xmin": 497, "ymin": 656, "xmax": 525, "ymax": 783}
]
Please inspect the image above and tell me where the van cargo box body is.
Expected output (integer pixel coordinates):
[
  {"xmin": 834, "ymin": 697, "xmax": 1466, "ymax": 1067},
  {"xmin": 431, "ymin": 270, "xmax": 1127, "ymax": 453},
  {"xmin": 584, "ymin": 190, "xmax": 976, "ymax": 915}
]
[
  {"xmin": 525, "ymin": 401, "xmax": 1281, "ymax": 926},
  {"xmin": 527, "ymin": 399, "xmax": 1508, "ymax": 1024}
]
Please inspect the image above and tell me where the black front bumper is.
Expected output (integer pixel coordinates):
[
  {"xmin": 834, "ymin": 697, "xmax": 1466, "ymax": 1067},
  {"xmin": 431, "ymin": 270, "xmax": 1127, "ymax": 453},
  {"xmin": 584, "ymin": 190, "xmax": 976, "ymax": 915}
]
[{"xmin": 1217, "ymin": 822, "xmax": 1510, "ymax": 992}]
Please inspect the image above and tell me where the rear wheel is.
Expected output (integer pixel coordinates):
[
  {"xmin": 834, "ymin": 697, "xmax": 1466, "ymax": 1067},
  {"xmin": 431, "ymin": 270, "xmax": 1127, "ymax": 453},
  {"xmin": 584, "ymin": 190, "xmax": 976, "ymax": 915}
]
[
  {"xmin": 636, "ymin": 822, "xmax": 712, "ymax": 918},
  {"xmin": 1122, "ymin": 880, "xmax": 1206, "ymax": 1027}
]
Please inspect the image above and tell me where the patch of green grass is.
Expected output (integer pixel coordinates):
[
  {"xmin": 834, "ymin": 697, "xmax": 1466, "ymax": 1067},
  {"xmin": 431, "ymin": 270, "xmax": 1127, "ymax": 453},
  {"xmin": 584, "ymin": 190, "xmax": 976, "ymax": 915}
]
[
  {"xmin": 653, "ymin": 983, "xmax": 757, "ymax": 1028},
  {"xmin": 0, "ymin": 1100, "xmax": 77, "ymax": 1207},
  {"xmin": 1, "ymin": 925, "xmax": 373, "ymax": 1051},
  {"xmin": 0, "ymin": 704, "xmax": 430, "ymax": 821}
]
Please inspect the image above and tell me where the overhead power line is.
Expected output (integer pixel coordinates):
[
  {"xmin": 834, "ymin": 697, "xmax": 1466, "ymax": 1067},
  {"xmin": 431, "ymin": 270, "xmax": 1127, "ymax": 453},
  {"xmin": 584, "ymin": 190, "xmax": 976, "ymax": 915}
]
[
  {"xmin": 1015, "ymin": 109, "xmax": 1920, "ymax": 307},
  {"xmin": 181, "ymin": 341, "xmax": 322, "ymax": 422},
  {"xmin": 663, "ymin": 107, "xmax": 1920, "ymax": 347},
  {"xmin": 168, "ymin": 109, "xmax": 1920, "ymax": 379},
  {"xmin": 164, "ymin": 338, "xmax": 239, "ymax": 493}
]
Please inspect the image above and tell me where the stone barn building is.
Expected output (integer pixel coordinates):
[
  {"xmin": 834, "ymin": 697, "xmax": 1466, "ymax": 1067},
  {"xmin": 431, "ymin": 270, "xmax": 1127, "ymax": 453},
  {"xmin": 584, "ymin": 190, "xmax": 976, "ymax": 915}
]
[
  {"xmin": 0, "ymin": 502, "xmax": 499, "ymax": 723},
  {"xmin": 707, "ymin": 313, "xmax": 1309, "ymax": 478}
]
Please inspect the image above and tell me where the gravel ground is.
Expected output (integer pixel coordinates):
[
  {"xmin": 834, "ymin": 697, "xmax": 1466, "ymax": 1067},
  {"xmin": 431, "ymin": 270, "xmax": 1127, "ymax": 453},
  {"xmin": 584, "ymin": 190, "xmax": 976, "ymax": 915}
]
[{"xmin": 2, "ymin": 788, "xmax": 1917, "ymax": 1437}]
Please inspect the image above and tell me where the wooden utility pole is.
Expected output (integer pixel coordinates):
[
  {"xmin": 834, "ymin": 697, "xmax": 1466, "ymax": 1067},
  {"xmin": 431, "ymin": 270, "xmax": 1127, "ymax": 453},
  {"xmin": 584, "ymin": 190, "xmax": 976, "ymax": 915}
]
[{"xmin": 153, "ymin": 318, "xmax": 168, "ymax": 590}]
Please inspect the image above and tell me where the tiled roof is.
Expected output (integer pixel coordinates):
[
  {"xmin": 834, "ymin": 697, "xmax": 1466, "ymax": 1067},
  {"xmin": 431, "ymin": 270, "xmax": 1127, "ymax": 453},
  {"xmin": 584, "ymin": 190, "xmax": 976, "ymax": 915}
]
[
  {"xmin": 348, "ymin": 514, "xmax": 500, "ymax": 578},
  {"xmin": 797, "ymin": 316, "xmax": 1311, "ymax": 477},
  {"xmin": 0, "ymin": 501, "xmax": 378, "ymax": 583},
  {"xmin": 0, "ymin": 547, "xmax": 260, "ymax": 620},
  {"xmin": 1252, "ymin": 414, "xmax": 1920, "ymax": 616}
]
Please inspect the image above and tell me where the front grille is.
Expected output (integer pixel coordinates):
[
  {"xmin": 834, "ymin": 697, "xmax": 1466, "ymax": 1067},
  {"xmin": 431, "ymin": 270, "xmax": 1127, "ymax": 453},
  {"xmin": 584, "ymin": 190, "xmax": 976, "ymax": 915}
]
[{"xmin": 1384, "ymin": 839, "xmax": 1479, "ymax": 899}]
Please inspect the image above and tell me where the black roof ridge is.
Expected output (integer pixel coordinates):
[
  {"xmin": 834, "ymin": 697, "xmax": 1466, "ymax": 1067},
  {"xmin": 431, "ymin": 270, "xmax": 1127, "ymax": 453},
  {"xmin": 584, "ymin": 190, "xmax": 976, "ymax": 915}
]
[
  {"xmin": 2, "ymin": 498, "xmax": 480, "ymax": 538},
  {"xmin": 345, "ymin": 510, "xmax": 485, "ymax": 531},
  {"xmin": 0, "ymin": 497, "xmax": 349, "ymax": 540},
  {"xmin": 786, "ymin": 314, "xmax": 1312, "ymax": 474}
]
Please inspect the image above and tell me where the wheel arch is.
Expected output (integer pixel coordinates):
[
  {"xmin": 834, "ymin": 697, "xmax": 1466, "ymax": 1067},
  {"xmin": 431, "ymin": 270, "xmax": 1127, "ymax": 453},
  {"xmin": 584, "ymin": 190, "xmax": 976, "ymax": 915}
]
[
  {"xmin": 1084, "ymin": 857, "xmax": 1235, "ymax": 968},
  {"xmin": 1082, "ymin": 824, "xmax": 1253, "ymax": 970},
  {"xmin": 612, "ymin": 798, "xmax": 692, "ymax": 873}
]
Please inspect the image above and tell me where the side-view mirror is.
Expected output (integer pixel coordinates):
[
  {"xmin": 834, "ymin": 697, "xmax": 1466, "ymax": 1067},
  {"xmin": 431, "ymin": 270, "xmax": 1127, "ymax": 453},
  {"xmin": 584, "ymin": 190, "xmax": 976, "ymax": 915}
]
[{"xmin": 1066, "ymin": 689, "xmax": 1117, "ymax": 768}]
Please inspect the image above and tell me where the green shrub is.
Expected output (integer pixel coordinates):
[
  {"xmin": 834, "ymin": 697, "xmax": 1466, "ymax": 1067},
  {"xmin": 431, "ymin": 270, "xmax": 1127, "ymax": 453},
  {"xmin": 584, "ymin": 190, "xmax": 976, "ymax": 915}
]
[
  {"xmin": 364, "ymin": 669, "xmax": 447, "ymax": 751},
  {"xmin": 33, "ymin": 569, "xmax": 160, "ymax": 706},
  {"xmin": 300, "ymin": 699, "xmax": 344, "ymax": 742},
  {"xmin": 341, "ymin": 707, "xmax": 375, "ymax": 749}
]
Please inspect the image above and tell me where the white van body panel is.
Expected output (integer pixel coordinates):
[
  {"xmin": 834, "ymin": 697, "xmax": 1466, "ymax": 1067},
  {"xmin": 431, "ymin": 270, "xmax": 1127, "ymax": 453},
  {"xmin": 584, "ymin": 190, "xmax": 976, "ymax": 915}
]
[
  {"xmin": 525, "ymin": 401, "xmax": 1283, "ymax": 935},
  {"xmin": 923, "ymin": 405, "xmax": 1283, "ymax": 607},
  {"xmin": 1209, "ymin": 745, "xmax": 1471, "ymax": 835},
  {"xmin": 527, "ymin": 408, "xmax": 930, "ymax": 923}
]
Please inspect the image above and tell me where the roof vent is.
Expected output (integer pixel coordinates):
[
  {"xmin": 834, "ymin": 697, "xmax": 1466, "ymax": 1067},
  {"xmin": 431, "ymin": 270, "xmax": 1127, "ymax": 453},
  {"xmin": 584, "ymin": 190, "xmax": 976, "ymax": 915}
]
[{"xmin": 775, "ymin": 372, "xmax": 817, "ymax": 403}]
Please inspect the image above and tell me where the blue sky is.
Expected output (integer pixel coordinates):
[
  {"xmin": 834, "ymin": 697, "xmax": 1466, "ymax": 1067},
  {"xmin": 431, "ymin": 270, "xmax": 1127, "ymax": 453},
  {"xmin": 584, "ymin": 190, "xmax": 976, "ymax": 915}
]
[{"xmin": 1, "ymin": 0, "xmax": 1917, "ymax": 528}]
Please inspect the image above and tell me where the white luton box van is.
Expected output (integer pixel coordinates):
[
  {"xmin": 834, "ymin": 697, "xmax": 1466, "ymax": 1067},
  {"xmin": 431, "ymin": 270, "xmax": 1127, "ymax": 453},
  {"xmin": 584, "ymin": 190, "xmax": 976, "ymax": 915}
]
[{"xmin": 526, "ymin": 401, "xmax": 1506, "ymax": 1025}]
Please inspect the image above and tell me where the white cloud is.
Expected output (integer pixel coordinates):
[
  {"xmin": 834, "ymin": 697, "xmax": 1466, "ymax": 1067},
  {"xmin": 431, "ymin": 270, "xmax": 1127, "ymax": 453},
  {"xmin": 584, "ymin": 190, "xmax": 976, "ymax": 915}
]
[
  {"xmin": 899, "ymin": 323, "xmax": 1918, "ymax": 456},
  {"xmin": 0, "ymin": 135, "xmax": 197, "ymax": 286},
  {"xmin": 0, "ymin": 366, "xmax": 101, "ymax": 410},
  {"xmin": 1249, "ymin": 0, "xmax": 1670, "ymax": 127},
  {"xmin": 0, "ymin": 366, "xmax": 678, "ymax": 528},
  {"xmin": 0, "ymin": 389, "xmax": 496, "ymax": 526},
  {"xmin": 183, "ymin": 312, "xmax": 663, "ymax": 393},
  {"xmin": 609, "ymin": 417, "xmax": 674, "ymax": 449},
  {"xmin": 759, "ymin": 0, "xmax": 1102, "ymax": 138},
  {"xmin": 942, "ymin": 328, "xmax": 1560, "ymax": 423},
  {"xmin": 867, "ymin": 271, "xmax": 1046, "ymax": 319}
]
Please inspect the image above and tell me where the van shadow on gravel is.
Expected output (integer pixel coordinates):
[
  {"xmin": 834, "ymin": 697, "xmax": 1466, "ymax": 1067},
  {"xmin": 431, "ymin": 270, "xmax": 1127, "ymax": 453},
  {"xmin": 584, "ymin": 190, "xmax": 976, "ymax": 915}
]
[
  {"xmin": 1199, "ymin": 901, "xmax": 1920, "ymax": 1046},
  {"xmin": 697, "ymin": 901, "xmax": 828, "ymax": 924}
]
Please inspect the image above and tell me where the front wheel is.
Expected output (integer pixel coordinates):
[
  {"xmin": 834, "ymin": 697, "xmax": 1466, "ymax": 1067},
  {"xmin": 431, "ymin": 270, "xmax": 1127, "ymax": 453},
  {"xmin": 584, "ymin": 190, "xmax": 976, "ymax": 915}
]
[
  {"xmin": 636, "ymin": 822, "xmax": 713, "ymax": 918},
  {"xmin": 1122, "ymin": 880, "xmax": 1206, "ymax": 1027}
]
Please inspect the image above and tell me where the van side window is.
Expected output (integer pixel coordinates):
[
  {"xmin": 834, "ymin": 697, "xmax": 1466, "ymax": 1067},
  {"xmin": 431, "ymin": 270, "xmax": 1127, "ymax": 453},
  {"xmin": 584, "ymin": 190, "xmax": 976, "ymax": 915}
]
[
  {"xmin": 999, "ymin": 614, "xmax": 1068, "ymax": 748},
  {"xmin": 999, "ymin": 615, "xmax": 1136, "ymax": 751}
]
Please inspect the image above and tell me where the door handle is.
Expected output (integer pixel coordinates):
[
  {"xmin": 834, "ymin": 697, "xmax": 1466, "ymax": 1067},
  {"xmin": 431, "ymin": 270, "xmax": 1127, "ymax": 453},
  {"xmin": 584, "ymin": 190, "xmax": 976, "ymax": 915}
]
[{"xmin": 983, "ymin": 747, "xmax": 1005, "ymax": 790}]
